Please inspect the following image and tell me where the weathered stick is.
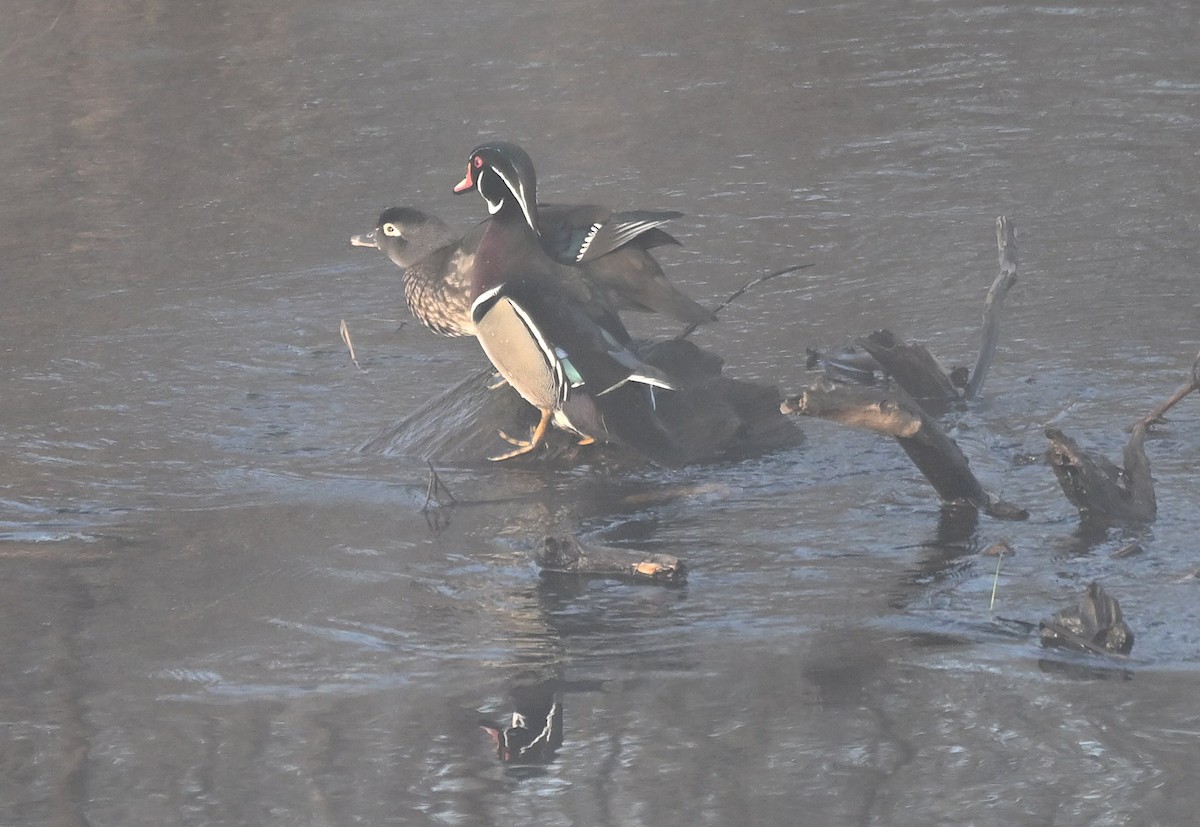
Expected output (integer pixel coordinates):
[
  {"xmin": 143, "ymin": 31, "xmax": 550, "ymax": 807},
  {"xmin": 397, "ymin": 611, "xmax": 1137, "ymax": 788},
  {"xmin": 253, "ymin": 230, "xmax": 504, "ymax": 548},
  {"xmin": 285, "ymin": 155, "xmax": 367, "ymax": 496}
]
[
  {"xmin": 677, "ymin": 263, "xmax": 813, "ymax": 340},
  {"xmin": 964, "ymin": 217, "xmax": 1019, "ymax": 400},
  {"xmin": 339, "ymin": 319, "xmax": 366, "ymax": 372},
  {"xmin": 535, "ymin": 535, "xmax": 686, "ymax": 585},
  {"xmin": 1136, "ymin": 349, "xmax": 1200, "ymax": 429},
  {"xmin": 781, "ymin": 379, "xmax": 1028, "ymax": 519},
  {"xmin": 821, "ymin": 216, "xmax": 1019, "ymax": 407}
]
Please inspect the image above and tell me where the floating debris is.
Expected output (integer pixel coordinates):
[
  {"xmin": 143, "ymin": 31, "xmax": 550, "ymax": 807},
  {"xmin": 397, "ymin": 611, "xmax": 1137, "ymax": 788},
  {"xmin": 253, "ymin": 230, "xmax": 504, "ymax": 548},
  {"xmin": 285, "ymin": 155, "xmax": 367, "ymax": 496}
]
[{"xmin": 1039, "ymin": 581, "xmax": 1134, "ymax": 656}]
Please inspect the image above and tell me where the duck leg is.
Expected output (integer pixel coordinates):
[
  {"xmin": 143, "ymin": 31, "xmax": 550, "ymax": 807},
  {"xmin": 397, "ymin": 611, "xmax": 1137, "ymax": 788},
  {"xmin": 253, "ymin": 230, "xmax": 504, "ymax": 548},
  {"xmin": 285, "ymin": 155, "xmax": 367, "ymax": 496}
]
[{"xmin": 491, "ymin": 408, "xmax": 553, "ymax": 461}]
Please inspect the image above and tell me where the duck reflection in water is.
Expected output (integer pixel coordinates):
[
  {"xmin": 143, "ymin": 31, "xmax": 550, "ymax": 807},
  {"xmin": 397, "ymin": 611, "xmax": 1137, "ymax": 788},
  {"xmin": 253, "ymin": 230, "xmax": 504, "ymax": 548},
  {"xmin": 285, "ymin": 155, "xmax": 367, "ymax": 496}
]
[{"xmin": 479, "ymin": 676, "xmax": 564, "ymax": 766}]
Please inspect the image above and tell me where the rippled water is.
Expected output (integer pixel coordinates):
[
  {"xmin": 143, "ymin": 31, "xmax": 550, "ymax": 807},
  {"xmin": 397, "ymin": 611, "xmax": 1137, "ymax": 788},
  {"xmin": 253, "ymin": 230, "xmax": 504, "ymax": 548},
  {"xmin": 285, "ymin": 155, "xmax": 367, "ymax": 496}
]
[{"xmin": 3, "ymin": 1, "xmax": 1199, "ymax": 825}]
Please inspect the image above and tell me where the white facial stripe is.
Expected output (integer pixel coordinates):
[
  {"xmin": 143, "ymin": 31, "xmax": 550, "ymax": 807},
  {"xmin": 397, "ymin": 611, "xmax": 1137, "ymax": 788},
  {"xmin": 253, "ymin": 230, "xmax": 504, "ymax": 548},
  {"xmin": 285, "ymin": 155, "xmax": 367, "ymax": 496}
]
[
  {"xmin": 479, "ymin": 169, "xmax": 505, "ymax": 214},
  {"xmin": 493, "ymin": 164, "xmax": 538, "ymax": 233}
]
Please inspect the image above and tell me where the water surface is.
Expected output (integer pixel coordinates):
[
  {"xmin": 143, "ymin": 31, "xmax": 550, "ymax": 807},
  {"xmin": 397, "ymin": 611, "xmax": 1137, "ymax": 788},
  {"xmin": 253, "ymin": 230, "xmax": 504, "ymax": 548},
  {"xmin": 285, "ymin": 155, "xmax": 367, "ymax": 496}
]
[{"xmin": 2, "ymin": 1, "xmax": 1199, "ymax": 825}]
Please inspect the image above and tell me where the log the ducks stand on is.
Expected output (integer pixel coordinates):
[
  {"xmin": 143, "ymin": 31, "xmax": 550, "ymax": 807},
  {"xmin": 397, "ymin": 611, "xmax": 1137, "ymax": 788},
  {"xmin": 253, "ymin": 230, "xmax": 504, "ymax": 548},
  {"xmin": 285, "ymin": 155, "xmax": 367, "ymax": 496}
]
[{"xmin": 451, "ymin": 141, "xmax": 688, "ymax": 465}]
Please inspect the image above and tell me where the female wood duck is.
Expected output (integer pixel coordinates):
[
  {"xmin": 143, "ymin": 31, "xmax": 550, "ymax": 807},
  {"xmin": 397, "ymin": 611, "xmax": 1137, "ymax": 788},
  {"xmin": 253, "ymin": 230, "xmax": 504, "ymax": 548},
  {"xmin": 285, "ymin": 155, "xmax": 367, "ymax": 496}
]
[
  {"xmin": 351, "ymin": 206, "xmax": 623, "ymax": 340},
  {"xmin": 452, "ymin": 142, "xmax": 686, "ymax": 465},
  {"xmin": 351, "ymin": 207, "xmax": 475, "ymax": 336}
]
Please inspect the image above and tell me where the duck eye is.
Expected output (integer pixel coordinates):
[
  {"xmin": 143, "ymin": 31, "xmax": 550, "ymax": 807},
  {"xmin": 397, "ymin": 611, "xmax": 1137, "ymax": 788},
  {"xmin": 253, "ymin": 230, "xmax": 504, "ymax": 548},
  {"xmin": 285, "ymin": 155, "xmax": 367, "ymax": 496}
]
[
  {"xmin": 473, "ymin": 156, "xmax": 484, "ymax": 169},
  {"xmin": 382, "ymin": 223, "xmax": 401, "ymax": 237}
]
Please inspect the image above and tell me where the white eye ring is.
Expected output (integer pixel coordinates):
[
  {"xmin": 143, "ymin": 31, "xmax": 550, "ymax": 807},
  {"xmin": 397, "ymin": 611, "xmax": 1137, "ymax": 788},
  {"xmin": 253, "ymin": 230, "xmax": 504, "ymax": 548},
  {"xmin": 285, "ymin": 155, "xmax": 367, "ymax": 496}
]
[{"xmin": 382, "ymin": 223, "xmax": 401, "ymax": 237}]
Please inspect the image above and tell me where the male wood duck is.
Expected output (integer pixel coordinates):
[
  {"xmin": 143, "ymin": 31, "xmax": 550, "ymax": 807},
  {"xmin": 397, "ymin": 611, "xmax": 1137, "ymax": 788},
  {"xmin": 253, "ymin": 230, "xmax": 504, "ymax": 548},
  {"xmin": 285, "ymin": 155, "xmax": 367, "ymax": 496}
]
[
  {"xmin": 479, "ymin": 680, "xmax": 564, "ymax": 765},
  {"xmin": 454, "ymin": 141, "xmax": 716, "ymax": 326},
  {"xmin": 452, "ymin": 141, "xmax": 686, "ymax": 465}
]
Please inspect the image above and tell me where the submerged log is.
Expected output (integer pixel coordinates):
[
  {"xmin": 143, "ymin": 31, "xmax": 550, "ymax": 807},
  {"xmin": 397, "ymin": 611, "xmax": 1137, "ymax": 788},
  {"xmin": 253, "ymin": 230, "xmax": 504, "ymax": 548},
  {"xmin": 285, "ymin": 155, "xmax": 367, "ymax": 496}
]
[
  {"xmin": 1045, "ymin": 424, "xmax": 1156, "ymax": 523},
  {"xmin": 358, "ymin": 339, "xmax": 803, "ymax": 468},
  {"xmin": 1039, "ymin": 581, "xmax": 1134, "ymax": 657},
  {"xmin": 1044, "ymin": 351, "xmax": 1200, "ymax": 522},
  {"xmin": 781, "ymin": 379, "xmax": 1028, "ymax": 519},
  {"xmin": 535, "ymin": 535, "xmax": 686, "ymax": 585},
  {"xmin": 856, "ymin": 329, "xmax": 960, "ymax": 406}
]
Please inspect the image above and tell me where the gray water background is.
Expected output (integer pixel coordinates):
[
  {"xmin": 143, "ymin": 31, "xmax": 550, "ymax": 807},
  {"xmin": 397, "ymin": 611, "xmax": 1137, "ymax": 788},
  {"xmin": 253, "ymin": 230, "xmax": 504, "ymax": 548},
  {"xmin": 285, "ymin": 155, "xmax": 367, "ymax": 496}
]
[{"xmin": 2, "ymin": 1, "xmax": 1199, "ymax": 825}]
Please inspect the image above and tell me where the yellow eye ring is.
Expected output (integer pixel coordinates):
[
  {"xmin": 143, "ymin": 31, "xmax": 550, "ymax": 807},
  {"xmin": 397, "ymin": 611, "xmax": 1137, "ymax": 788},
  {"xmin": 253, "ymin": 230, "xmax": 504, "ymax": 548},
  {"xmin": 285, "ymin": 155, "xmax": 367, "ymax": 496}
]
[{"xmin": 382, "ymin": 223, "xmax": 401, "ymax": 237}]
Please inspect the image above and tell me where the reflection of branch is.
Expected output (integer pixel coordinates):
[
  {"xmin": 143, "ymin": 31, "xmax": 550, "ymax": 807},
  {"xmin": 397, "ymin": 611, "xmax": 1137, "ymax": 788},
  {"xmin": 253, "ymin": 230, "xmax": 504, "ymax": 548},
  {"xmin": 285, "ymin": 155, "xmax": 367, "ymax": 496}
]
[
  {"xmin": 676, "ymin": 263, "xmax": 812, "ymax": 340},
  {"xmin": 421, "ymin": 462, "xmax": 457, "ymax": 533}
]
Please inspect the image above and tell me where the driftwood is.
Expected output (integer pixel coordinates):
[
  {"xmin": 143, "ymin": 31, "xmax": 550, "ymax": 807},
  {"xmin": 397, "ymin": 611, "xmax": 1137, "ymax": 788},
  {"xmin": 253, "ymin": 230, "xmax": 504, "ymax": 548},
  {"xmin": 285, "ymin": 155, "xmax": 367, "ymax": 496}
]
[
  {"xmin": 856, "ymin": 329, "xmax": 960, "ymax": 406},
  {"xmin": 816, "ymin": 216, "xmax": 1020, "ymax": 409},
  {"xmin": 781, "ymin": 379, "xmax": 1028, "ymax": 519},
  {"xmin": 1045, "ymin": 425, "xmax": 1156, "ymax": 523},
  {"xmin": 535, "ymin": 535, "xmax": 686, "ymax": 585},
  {"xmin": 1039, "ymin": 581, "xmax": 1134, "ymax": 657},
  {"xmin": 965, "ymin": 216, "xmax": 1019, "ymax": 400},
  {"xmin": 358, "ymin": 339, "xmax": 803, "ymax": 468},
  {"xmin": 1045, "ymin": 350, "xmax": 1198, "ymax": 522}
]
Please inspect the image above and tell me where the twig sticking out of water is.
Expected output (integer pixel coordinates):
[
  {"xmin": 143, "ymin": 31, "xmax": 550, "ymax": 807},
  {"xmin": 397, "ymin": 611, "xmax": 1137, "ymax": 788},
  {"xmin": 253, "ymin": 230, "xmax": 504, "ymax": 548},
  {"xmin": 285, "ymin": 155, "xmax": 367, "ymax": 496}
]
[
  {"xmin": 339, "ymin": 319, "xmax": 366, "ymax": 372},
  {"xmin": 964, "ymin": 217, "xmax": 1019, "ymax": 400},
  {"xmin": 1135, "ymin": 349, "xmax": 1200, "ymax": 429},
  {"xmin": 985, "ymin": 540, "xmax": 1012, "ymax": 611},
  {"xmin": 676, "ymin": 263, "xmax": 814, "ymax": 340},
  {"xmin": 421, "ymin": 461, "xmax": 457, "ymax": 533}
]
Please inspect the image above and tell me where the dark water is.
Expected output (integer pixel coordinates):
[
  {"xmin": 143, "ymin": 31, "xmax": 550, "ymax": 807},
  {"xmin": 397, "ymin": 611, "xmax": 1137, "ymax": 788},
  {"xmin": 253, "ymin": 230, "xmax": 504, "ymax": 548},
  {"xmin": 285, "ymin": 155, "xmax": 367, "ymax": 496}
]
[{"xmin": 3, "ymin": 1, "xmax": 1199, "ymax": 824}]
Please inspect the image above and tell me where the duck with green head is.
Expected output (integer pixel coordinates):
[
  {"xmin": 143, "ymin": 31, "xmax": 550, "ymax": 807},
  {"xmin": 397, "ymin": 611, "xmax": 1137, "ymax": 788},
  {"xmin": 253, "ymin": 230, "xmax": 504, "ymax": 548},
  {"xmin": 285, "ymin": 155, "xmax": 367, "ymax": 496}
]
[{"xmin": 452, "ymin": 141, "xmax": 685, "ymax": 465}]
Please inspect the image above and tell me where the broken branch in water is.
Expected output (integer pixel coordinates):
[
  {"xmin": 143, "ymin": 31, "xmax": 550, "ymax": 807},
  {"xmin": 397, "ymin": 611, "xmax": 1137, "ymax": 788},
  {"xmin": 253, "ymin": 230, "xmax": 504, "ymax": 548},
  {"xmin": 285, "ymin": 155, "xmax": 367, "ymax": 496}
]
[
  {"xmin": 676, "ymin": 263, "xmax": 813, "ymax": 340},
  {"xmin": 535, "ymin": 535, "xmax": 686, "ymax": 585},
  {"xmin": 1136, "ymin": 349, "xmax": 1200, "ymax": 429},
  {"xmin": 780, "ymin": 379, "xmax": 1028, "ymax": 519},
  {"xmin": 811, "ymin": 216, "xmax": 1019, "ymax": 406},
  {"xmin": 964, "ymin": 217, "xmax": 1019, "ymax": 400},
  {"xmin": 1045, "ymin": 349, "xmax": 1200, "ymax": 523},
  {"xmin": 856, "ymin": 329, "xmax": 960, "ymax": 409},
  {"xmin": 1045, "ymin": 425, "xmax": 1156, "ymax": 524},
  {"xmin": 1039, "ymin": 581, "xmax": 1134, "ymax": 657}
]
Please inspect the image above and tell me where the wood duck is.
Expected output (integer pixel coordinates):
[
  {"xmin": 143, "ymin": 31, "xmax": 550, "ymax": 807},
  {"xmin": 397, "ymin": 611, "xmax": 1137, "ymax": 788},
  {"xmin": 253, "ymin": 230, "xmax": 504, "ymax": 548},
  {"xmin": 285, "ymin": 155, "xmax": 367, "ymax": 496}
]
[
  {"xmin": 351, "ymin": 207, "xmax": 474, "ymax": 336},
  {"xmin": 479, "ymin": 680, "xmax": 564, "ymax": 765},
  {"xmin": 351, "ymin": 206, "xmax": 623, "ymax": 340},
  {"xmin": 454, "ymin": 141, "xmax": 716, "ymax": 326},
  {"xmin": 452, "ymin": 142, "xmax": 686, "ymax": 465}
]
